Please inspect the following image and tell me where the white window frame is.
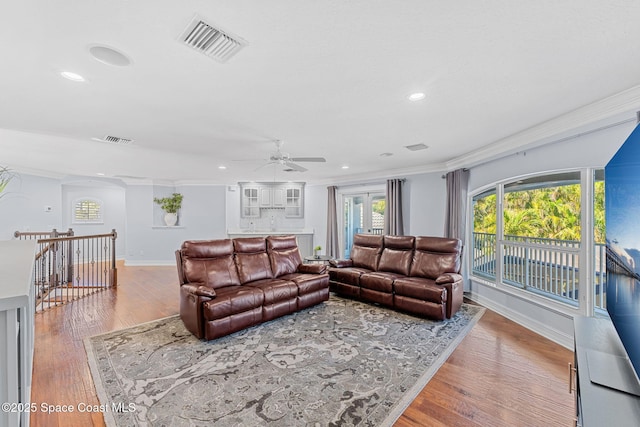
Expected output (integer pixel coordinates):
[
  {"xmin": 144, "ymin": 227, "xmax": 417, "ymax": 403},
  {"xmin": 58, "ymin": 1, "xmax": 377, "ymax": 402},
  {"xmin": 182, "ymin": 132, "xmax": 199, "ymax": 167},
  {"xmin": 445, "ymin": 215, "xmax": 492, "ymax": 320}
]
[{"xmin": 468, "ymin": 167, "xmax": 602, "ymax": 317}]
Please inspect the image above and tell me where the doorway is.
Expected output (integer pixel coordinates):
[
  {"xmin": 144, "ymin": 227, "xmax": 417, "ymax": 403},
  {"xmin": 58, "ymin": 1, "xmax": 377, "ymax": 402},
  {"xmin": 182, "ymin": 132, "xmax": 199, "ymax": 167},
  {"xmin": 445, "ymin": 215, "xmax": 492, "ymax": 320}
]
[{"xmin": 340, "ymin": 191, "xmax": 385, "ymax": 258}]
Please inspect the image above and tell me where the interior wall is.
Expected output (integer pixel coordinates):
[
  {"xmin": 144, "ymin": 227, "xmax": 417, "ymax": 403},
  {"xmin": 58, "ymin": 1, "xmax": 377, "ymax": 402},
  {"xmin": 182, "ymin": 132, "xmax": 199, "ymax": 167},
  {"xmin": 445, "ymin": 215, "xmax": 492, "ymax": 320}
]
[
  {"xmin": 124, "ymin": 184, "xmax": 227, "ymax": 265},
  {"xmin": 0, "ymin": 174, "xmax": 63, "ymax": 240},
  {"xmin": 61, "ymin": 182, "xmax": 127, "ymax": 257},
  {"xmin": 466, "ymin": 117, "xmax": 638, "ymax": 349}
]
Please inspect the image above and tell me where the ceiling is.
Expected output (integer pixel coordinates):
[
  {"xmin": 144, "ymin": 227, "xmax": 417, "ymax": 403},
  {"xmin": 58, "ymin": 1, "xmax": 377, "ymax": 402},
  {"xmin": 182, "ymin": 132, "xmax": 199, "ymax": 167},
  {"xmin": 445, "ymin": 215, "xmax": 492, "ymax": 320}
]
[{"xmin": 2, "ymin": 0, "xmax": 640, "ymax": 185}]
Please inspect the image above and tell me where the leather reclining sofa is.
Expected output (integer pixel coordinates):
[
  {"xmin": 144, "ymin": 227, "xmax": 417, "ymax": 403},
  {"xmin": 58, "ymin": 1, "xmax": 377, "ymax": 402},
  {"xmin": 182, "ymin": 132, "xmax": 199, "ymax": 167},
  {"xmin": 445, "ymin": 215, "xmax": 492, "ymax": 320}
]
[
  {"xmin": 176, "ymin": 235, "xmax": 329, "ymax": 340},
  {"xmin": 329, "ymin": 234, "xmax": 463, "ymax": 320}
]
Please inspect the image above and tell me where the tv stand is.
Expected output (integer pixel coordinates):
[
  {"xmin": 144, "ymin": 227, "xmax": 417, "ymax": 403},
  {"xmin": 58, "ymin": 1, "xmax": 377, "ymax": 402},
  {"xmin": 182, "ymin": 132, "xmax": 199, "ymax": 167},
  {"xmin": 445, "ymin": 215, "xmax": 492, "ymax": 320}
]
[{"xmin": 573, "ymin": 316, "xmax": 640, "ymax": 426}]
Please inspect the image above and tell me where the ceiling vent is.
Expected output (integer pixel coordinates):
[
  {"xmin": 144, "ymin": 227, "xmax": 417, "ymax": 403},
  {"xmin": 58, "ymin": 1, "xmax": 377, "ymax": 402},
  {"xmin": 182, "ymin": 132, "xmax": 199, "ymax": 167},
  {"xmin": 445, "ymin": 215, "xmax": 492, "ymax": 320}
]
[
  {"xmin": 180, "ymin": 15, "xmax": 247, "ymax": 63},
  {"xmin": 404, "ymin": 143, "xmax": 429, "ymax": 151},
  {"xmin": 92, "ymin": 136, "xmax": 134, "ymax": 145}
]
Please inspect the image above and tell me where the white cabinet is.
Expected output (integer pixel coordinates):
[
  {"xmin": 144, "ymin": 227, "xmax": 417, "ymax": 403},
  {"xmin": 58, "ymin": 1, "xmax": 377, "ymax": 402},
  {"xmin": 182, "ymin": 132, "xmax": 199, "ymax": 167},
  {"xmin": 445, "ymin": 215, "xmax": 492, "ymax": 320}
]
[
  {"xmin": 241, "ymin": 185, "xmax": 260, "ymax": 217},
  {"xmin": 284, "ymin": 185, "xmax": 303, "ymax": 218},
  {"xmin": 240, "ymin": 182, "xmax": 304, "ymax": 217}
]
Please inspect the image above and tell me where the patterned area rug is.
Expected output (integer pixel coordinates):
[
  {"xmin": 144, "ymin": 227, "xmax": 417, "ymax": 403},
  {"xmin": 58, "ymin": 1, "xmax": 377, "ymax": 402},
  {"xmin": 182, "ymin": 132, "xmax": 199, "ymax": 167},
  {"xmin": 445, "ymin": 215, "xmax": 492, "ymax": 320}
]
[{"xmin": 85, "ymin": 296, "xmax": 484, "ymax": 426}]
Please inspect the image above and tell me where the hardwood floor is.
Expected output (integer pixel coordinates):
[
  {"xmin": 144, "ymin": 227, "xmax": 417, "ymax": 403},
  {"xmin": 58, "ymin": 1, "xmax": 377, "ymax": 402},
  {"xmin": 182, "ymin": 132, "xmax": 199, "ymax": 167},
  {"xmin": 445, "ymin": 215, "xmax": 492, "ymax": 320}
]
[{"xmin": 30, "ymin": 263, "xmax": 575, "ymax": 426}]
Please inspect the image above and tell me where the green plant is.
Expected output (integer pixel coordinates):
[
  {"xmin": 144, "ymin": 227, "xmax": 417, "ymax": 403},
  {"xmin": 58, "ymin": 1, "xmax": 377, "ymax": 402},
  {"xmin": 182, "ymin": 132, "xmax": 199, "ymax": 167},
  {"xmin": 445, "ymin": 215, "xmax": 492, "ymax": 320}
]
[
  {"xmin": 154, "ymin": 193, "xmax": 183, "ymax": 214},
  {"xmin": 314, "ymin": 245, "xmax": 322, "ymax": 252},
  {"xmin": 0, "ymin": 165, "xmax": 16, "ymax": 199}
]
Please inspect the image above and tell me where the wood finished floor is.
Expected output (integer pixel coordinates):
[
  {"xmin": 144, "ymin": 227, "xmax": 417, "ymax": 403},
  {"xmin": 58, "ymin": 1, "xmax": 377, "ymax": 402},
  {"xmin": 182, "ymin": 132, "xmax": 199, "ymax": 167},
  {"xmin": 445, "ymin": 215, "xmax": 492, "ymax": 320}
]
[{"xmin": 30, "ymin": 263, "xmax": 575, "ymax": 427}]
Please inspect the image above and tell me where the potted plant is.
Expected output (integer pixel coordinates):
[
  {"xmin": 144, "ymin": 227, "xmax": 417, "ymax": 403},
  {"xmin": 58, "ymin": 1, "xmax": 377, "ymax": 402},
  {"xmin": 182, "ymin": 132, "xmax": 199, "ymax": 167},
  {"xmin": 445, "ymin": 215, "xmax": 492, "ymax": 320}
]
[
  {"xmin": 313, "ymin": 245, "xmax": 322, "ymax": 259},
  {"xmin": 0, "ymin": 165, "xmax": 16, "ymax": 199},
  {"xmin": 154, "ymin": 193, "xmax": 183, "ymax": 226}
]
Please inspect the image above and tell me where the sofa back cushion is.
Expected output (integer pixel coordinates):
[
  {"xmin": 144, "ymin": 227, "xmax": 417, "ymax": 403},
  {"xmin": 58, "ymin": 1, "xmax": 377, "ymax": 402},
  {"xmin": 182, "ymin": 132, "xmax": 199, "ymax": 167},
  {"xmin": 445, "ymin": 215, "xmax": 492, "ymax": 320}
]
[
  {"xmin": 267, "ymin": 235, "xmax": 302, "ymax": 277},
  {"xmin": 350, "ymin": 234, "xmax": 383, "ymax": 271},
  {"xmin": 180, "ymin": 239, "xmax": 240, "ymax": 289},
  {"xmin": 233, "ymin": 237, "xmax": 273, "ymax": 284},
  {"xmin": 409, "ymin": 236, "xmax": 462, "ymax": 279},
  {"xmin": 377, "ymin": 235, "xmax": 415, "ymax": 275}
]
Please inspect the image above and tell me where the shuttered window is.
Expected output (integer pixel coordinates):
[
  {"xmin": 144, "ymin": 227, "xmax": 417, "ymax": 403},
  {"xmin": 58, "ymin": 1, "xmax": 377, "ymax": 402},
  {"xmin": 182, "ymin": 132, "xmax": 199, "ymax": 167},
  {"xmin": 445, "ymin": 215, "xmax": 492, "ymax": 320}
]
[{"xmin": 74, "ymin": 199, "xmax": 103, "ymax": 223}]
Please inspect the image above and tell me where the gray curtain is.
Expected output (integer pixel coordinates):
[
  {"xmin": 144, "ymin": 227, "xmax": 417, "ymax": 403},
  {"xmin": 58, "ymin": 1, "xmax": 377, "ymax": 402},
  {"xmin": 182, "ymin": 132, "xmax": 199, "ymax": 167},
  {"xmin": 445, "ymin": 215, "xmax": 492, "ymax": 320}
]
[
  {"xmin": 384, "ymin": 179, "xmax": 404, "ymax": 235},
  {"xmin": 326, "ymin": 186, "xmax": 340, "ymax": 258},
  {"xmin": 444, "ymin": 168, "xmax": 470, "ymax": 243}
]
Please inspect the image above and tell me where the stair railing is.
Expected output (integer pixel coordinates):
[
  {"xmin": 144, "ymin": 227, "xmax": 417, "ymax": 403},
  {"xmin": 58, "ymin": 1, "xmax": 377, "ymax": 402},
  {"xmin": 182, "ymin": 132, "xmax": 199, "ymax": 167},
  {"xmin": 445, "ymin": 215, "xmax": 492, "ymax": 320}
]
[{"xmin": 14, "ymin": 228, "xmax": 118, "ymax": 311}]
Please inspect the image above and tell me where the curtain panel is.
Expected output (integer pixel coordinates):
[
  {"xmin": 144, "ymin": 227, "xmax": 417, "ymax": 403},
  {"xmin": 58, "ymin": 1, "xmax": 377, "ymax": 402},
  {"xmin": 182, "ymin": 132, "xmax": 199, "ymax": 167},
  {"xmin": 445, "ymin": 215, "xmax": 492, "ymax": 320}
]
[
  {"xmin": 444, "ymin": 168, "xmax": 470, "ymax": 243},
  {"xmin": 326, "ymin": 185, "xmax": 340, "ymax": 257},
  {"xmin": 384, "ymin": 179, "xmax": 404, "ymax": 235}
]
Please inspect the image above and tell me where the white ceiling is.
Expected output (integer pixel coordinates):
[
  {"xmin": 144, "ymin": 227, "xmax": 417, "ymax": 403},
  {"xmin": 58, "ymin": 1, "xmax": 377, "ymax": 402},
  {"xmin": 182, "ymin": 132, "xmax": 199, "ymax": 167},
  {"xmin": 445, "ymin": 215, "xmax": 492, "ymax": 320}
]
[{"xmin": 2, "ymin": 0, "xmax": 640, "ymax": 185}]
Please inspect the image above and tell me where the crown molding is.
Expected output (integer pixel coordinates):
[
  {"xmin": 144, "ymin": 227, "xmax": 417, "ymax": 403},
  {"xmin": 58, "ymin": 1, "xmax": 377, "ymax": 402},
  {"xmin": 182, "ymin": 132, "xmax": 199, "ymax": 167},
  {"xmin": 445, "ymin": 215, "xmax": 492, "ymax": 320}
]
[{"xmin": 446, "ymin": 84, "xmax": 640, "ymax": 170}]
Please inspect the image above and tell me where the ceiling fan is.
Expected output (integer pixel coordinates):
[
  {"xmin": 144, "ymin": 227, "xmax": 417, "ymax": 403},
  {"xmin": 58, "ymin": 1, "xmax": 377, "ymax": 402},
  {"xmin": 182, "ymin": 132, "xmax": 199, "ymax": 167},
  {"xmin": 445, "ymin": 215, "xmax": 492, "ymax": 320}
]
[{"xmin": 260, "ymin": 140, "xmax": 326, "ymax": 172}]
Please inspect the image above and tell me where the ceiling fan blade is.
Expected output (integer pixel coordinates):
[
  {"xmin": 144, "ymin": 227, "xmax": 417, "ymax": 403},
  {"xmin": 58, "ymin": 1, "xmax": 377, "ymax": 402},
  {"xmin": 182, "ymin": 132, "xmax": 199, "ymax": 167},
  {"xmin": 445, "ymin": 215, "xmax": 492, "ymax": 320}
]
[
  {"xmin": 253, "ymin": 161, "xmax": 276, "ymax": 172},
  {"xmin": 289, "ymin": 157, "xmax": 326, "ymax": 163},
  {"xmin": 284, "ymin": 162, "xmax": 307, "ymax": 172}
]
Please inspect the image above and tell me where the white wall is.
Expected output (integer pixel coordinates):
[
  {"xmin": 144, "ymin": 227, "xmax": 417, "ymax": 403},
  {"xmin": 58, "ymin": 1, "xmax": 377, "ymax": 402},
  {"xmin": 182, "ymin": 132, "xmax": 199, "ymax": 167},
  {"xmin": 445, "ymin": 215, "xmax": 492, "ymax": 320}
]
[
  {"xmin": 0, "ymin": 174, "xmax": 63, "ymax": 239},
  {"xmin": 124, "ymin": 184, "xmax": 227, "ymax": 265},
  {"xmin": 466, "ymin": 118, "xmax": 637, "ymax": 349},
  {"xmin": 61, "ymin": 182, "xmax": 126, "ymax": 257}
]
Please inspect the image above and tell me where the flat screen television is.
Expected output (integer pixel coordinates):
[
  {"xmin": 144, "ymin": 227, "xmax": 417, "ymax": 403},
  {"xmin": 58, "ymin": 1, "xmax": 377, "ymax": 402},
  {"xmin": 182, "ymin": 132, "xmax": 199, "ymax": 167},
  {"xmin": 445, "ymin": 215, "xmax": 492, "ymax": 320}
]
[{"xmin": 605, "ymin": 123, "xmax": 640, "ymax": 394}]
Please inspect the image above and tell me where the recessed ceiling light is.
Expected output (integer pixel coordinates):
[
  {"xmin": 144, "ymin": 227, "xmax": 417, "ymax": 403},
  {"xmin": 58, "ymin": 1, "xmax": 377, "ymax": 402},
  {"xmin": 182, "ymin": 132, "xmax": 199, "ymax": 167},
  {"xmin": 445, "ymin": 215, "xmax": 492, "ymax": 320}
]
[
  {"xmin": 408, "ymin": 92, "xmax": 425, "ymax": 101},
  {"xmin": 89, "ymin": 44, "xmax": 132, "ymax": 67},
  {"xmin": 96, "ymin": 172, "xmax": 105, "ymax": 176},
  {"xmin": 218, "ymin": 165, "xmax": 227, "ymax": 170},
  {"xmin": 342, "ymin": 165, "xmax": 349, "ymax": 169},
  {"xmin": 60, "ymin": 71, "xmax": 85, "ymax": 82}
]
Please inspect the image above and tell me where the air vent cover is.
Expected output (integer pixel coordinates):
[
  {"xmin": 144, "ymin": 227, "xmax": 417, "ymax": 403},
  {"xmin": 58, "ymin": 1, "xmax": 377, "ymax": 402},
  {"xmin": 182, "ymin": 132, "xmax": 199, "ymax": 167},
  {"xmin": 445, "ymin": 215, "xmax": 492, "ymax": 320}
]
[
  {"xmin": 92, "ymin": 136, "xmax": 134, "ymax": 145},
  {"xmin": 180, "ymin": 15, "xmax": 247, "ymax": 63},
  {"xmin": 404, "ymin": 143, "xmax": 429, "ymax": 151}
]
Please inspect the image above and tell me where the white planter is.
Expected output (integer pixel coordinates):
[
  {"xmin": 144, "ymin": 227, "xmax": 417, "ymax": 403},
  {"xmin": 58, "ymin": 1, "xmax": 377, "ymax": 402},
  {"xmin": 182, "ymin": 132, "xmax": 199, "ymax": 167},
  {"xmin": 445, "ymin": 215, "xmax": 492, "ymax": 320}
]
[{"xmin": 164, "ymin": 212, "xmax": 178, "ymax": 226}]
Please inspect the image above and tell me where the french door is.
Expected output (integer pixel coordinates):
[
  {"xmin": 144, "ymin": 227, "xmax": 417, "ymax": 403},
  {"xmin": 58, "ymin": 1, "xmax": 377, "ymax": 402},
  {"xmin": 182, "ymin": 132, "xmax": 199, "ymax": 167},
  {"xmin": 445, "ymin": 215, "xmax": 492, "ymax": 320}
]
[{"xmin": 340, "ymin": 191, "xmax": 385, "ymax": 259}]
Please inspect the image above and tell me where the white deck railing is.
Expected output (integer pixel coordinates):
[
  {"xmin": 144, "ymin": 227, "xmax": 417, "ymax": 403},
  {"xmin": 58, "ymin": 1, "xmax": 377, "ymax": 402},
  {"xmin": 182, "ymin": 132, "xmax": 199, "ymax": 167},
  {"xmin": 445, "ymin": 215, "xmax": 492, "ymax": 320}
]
[{"xmin": 472, "ymin": 232, "xmax": 606, "ymax": 310}]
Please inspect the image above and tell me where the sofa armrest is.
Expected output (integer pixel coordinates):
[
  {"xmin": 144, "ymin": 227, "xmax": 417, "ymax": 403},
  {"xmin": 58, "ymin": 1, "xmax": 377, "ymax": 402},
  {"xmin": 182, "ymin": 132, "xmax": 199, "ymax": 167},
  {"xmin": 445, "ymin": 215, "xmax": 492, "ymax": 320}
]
[
  {"xmin": 182, "ymin": 283, "xmax": 217, "ymax": 299},
  {"xmin": 435, "ymin": 273, "xmax": 463, "ymax": 285},
  {"xmin": 328, "ymin": 259, "xmax": 353, "ymax": 268},
  {"xmin": 298, "ymin": 264, "xmax": 327, "ymax": 274}
]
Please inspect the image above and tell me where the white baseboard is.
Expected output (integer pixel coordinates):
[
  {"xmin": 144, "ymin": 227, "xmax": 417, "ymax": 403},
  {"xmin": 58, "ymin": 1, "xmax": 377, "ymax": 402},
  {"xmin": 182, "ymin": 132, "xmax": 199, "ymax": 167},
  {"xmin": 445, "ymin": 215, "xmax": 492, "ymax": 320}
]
[{"xmin": 466, "ymin": 292, "xmax": 574, "ymax": 350}]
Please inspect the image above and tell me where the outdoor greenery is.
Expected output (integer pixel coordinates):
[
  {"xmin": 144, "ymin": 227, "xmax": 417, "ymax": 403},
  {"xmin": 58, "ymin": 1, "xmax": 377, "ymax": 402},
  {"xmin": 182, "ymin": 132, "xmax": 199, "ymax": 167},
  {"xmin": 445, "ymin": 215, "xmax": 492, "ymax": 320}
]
[
  {"xmin": 154, "ymin": 193, "xmax": 183, "ymax": 214},
  {"xmin": 473, "ymin": 181, "xmax": 605, "ymax": 243}
]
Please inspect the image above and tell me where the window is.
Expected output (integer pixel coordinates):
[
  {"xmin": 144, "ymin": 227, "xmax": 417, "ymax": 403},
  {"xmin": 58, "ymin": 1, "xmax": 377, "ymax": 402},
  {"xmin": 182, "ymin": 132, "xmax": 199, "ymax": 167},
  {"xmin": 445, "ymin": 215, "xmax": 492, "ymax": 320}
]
[
  {"xmin": 73, "ymin": 199, "xmax": 103, "ymax": 223},
  {"xmin": 471, "ymin": 169, "xmax": 604, "ymax": 312}
]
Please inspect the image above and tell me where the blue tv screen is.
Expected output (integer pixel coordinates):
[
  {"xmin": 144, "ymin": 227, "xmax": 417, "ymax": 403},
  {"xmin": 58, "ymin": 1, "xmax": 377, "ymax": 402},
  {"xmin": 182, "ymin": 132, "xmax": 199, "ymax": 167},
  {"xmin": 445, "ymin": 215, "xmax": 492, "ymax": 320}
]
[{"xmin": 605, "ymin": 123, "xmax": 640, "ymax": 382}]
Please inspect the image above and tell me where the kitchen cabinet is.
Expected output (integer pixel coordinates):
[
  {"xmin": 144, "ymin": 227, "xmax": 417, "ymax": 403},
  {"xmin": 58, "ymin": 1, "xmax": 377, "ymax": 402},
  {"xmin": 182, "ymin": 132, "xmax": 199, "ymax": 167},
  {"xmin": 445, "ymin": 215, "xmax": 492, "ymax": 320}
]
[{"xmin": 240, "ymin": 182, "xmax": 304, "ymax": 217}]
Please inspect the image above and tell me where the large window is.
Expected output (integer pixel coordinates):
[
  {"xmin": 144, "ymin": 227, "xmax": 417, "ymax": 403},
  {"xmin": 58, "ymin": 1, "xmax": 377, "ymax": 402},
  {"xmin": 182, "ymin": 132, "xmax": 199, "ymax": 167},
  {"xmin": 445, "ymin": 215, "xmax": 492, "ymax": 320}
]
[{"xmin": 471, "ymin": 169, "xmax": 605, "ymax": 312}]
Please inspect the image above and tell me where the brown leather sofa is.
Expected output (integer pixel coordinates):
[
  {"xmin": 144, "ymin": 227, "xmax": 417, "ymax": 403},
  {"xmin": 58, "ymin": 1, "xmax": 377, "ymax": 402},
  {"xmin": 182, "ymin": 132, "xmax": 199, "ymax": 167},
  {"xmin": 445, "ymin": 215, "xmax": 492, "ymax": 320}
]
[
  {"xmin": 329, "ymin": 234, "xmax": 463, "ymax": 320},
  {"xmin": 176, "ymin": 235, "xmax": 329, "ymax": 340}
]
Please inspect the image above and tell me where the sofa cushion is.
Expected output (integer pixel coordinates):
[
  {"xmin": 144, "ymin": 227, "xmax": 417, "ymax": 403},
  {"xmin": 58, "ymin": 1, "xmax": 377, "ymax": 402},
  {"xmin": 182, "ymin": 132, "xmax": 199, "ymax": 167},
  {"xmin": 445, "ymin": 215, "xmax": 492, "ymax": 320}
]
[
  {"xmin": 350, "ymin": 234, "xmax": 383, "ymax": 270},
  {"xmin": 266, "ymin": 235, "xmax": 303, "ymax": 277},
  {"xmin": 329, "ymin": 267, "xmax": 371, "ymax": 286},
  {"xmin": 393, "ymin": 277, "xmax": 447, "ymax": 304},
  {"xmin": 279, "ymin": 272, "xmax": 329, "ymax": 295},
  {"xmin": 409, "ymin": 236, "xmax": 461, "ymax": 279},
  {"xmin": 234, "ymin": 237, "xmax": 273, "ymax": 284},
  {"xmin": 202, "ymin": 286, "xmax": 264, "ymax": 321},
  {"xmin": 243, "ymin": 278, "xmax": 298, "ymax": 305},
  {"xmin": 360, "ymin": 271, "xmax": 406, "ymax": 293},
  {"xmin": 180, "ymin": 239, "xmax": 241, "ymax": 289}
]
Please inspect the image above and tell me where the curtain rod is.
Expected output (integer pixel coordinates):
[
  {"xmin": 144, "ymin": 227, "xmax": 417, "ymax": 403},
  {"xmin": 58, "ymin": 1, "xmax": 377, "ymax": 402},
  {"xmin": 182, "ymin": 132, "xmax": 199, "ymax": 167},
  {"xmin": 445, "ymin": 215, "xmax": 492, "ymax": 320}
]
[
  {"xmin": 334, "ymin": 178, "xmax": 406, "ymax": 189},
  {"xmin": 441, "ymin": 168, "xmax": 469, "ymax": 179}
]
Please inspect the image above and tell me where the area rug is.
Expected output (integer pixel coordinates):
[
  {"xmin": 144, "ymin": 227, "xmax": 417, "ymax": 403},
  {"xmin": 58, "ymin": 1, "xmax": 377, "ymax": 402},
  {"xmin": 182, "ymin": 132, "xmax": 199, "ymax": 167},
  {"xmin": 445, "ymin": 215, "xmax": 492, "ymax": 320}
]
[{"xmin": 85, "ymin": 296, "xmax": 484, "ymax": 426}]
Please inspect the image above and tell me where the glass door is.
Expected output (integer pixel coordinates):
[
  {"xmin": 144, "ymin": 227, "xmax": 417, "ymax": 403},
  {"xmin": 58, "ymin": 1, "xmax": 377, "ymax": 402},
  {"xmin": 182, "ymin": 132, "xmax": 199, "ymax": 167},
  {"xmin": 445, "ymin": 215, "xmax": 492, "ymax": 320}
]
[{"xmin": 341, "ymin": 191, "xmax": 385, "ymax": 258}]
